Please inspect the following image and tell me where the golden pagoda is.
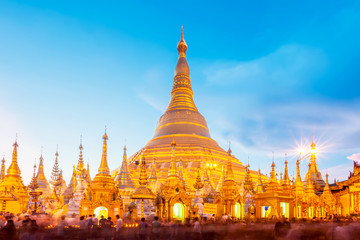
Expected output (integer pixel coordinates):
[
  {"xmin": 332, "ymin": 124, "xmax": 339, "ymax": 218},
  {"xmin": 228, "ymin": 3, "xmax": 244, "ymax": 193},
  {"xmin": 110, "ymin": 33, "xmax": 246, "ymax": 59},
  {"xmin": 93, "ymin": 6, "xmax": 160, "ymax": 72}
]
[
  {"xmin": 0, "ymin": 140, "xmax": 29, "ymax": 214},
  {"xmin": 80, "ymin": 130, "xmax": 122, "ymax": 219},
  {"xmin": 35, "ymin": 153, "xmax": 51, "ymax": 196},
  {"xmin": 123, "ymin": 28, "xmax": 257, "ymax": 188},
  {"xmin": 304, "ymin": 139, "xmax": 325, "ymax": 190},
  {"xmin": 254, "ymin": 161, "xmax": 294, "ymax": 219},
  {"xmin": 218, "ymin": 147, "xmax": 243, "ymax": 218},
  {"xmin": 156, "ymin": 140, "xmax": 192, "ymax": 221},
  {"xmin": 131, "ymin": 154, "xmax": 155, "ymax": 218}
]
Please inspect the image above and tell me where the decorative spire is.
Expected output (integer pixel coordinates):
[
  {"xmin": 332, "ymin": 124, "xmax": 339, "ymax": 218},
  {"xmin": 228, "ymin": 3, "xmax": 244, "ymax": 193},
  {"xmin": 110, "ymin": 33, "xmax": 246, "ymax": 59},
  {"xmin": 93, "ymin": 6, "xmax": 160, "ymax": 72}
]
[
  {"xmin": 295, "ymin": 160, "xmax": 302, "ymax": 184},
  {"xmin": 178, "ymin": 158, "xmax": 186, "ymax": 188},
  {"xmin": 36, "ymin": 153, "xmax": 47, "ymax": 180},
  {"xmin": 324, "ymin": 173, "xmax": 331, "ymax": 192},
  {"xmin": 256, "ymin": 169, "xmax": 264, "ymax": 193},
  {"xmin": 138, "ymin": 154, "xmax": 148, "ymax": 187},
  {"xmin": 270, "ymin": 161, "xmax": 277, "ymax": 183},
  {"xmin": 117, "ymin": 145, "xmax": 135, "ymax": 189},
  {"xmin": 29, "ymin": 160, "xmax": 39, "ymax": 191},
  {"xmin": 6, "ymin": 139, "xmax": 22, "ymax": 178},
  {"xmin": 76, "ymin": 135, "xmax": 85, "ymax": 175},
  {"xmin": 193, "ymin": 165, "xmax": 204, "ymax": 190},
  {"xmin": 98, "ymin": 130, "xmax": 110, "ymax": 175},
  {"xmin": 175, "ymin": 26, "xmax": 189, "ymax": 76},
  {"xmin": 0, "ymin": 156, "xmax": 5, "ymax": 182},
  {"xmin": 168, "ymin": 139, "xmax": 178, "ymax": 179},
  {"xmin": 86, "ymin": 163, "xmax": 91, "ymax": 182},
  {"xmin": 225, "ymin": 146, "xmax": 234, "ymax": 181},
  {"xmin": 244, "ymin": 164, "xmax": 254, "ymax": 193},
  {"xmin": 283, "ymin": 155, "xmax": 290, "ymax": 186},
  {"xmin": 306, "ymin": 163, "xmax": 315, "ymax": 194},
  {"xmin": 50, "ymin": 149, "xmax": 62, "ymax": 191},
  {"xmin": 216, "ymin": 164, "xmax": 225, "ymax": 192},
  {"xmin": 149, "ymin": 158, "xmax": 158, "ymax": 181}
]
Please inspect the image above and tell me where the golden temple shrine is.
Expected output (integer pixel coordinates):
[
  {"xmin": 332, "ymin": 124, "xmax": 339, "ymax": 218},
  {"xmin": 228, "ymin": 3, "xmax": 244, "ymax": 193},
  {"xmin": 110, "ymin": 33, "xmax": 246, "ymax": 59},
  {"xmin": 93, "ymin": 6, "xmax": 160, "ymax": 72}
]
[{"xmin": 1, "ymin": 29, "xmax": 360, "ymax": 222}]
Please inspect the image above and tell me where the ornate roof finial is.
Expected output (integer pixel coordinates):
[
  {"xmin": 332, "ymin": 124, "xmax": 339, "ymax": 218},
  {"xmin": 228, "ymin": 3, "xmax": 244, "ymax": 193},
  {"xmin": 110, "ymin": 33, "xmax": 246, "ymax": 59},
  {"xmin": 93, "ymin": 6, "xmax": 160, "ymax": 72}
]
[
  {"xmin": 7, "ymin": 138, "xmax": 21, "ymax": 177},
  {"xmin": 98, "ymin": 129, "xmax": 110, "ymax": 175},
  {"xmin": 175, "ymin": 26, "xmax": 189, "ymax": 76},
  {"xmin": 225, "ymin": 147, "xmax": 234, "ymax": 181}
]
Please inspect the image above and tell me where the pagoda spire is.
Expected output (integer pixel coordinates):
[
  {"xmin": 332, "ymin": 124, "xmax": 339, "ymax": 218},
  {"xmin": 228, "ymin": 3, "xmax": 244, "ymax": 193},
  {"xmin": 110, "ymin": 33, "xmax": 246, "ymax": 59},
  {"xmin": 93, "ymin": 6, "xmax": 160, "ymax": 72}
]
[
  {"xmin": 324, "ymin": 173, "xmax": 331, "ymax": 192},
  {"xmin": 178, "ymin": 158, "xmax": 186, "ymax": 188},
  {"xmin": 149, "ymin": 158, "xmax": 157, "ymax": 184},
  {"xmin": 295, "ymin": 160, "xmax": 302, "ymax": 184},
  {"xmin": 306, "ymin": 163, "xmax": 315, "ymax": 194},
  {"xmin": 256, "ymin": 169, "xmax": 265, "ymax": 193},
  {"xmin": 216, "ymin": 164, "xmax": 225, "ymax": 192},
  {"xmin": 283, "ymin": 155, "xmax": 290, "ymax": 186},
  {"xmin": 0, "ymin": 156, "xmax": 5, "ymax": 182},
  {"xmin": 29, "ymin": 160, "xmax": 39, "ymax": 191},
  {"xmin": 244, "ymin": 164, "xmax": 254, "ymax": 193},
  {"xmin": 76, "ymin": 136, "xmax": 85, "ymax": 175},
  {"xmin": 138, "ymin": 154, "xmax": 149, "ymax": 187},
  {"xmin": 117, "ymin": 145, "xmax": 135, "ymax": 189},
  {"xmin": 168, "ymin": 139, "xmax": 178, "ymax": 179},
  {"xmin": 50, "ymin": 149, "xmax": 62, "ymax": 191},
  {"xmin": 295, "ymin": 159, "xmax": 305, "ymax": 195},
  {"xmin": 86, "ymin": 163, "xmax": 91, "ymax": 182},
  {"xmin": 225, "ymin": 146, "xmax": 234, "ymax": 181},
  {"xmin": 6, "ymin": 139, "xmax": 22, "ymax": 178},
  {"xmin": 98, "ymin": 130, "xmax": 110, "ymax": 175},
  {"xmin": 36, "ymin": 153, "xmax": 47, "ymax": 180}
]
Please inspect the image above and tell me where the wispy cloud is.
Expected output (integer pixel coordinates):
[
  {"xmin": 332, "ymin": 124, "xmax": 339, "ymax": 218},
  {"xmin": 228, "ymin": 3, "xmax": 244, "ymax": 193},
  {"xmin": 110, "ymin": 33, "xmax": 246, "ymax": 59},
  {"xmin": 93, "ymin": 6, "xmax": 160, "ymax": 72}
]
[
  {"xmin": 347, "ymin": 153, "xmax": 360, "ymax": 162},
  {"xmin": 204, "ymin": 44, "xmax": 327, "ymax": 95}
]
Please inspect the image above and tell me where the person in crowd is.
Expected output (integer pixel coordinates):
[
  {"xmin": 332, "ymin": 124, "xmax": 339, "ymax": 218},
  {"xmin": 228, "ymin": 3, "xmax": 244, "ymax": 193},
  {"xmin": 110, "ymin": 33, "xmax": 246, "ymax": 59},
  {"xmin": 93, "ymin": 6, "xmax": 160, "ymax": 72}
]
[
  {"xmin": 274, "ymin": 216, "xmax": 291, "ymax": 239},
  {"xmin": 115, "ymin": 214, "xmax": 123, "ymax": 240},
  {"xmin": 193, "ymin": 217, "xmax": 201, "ymax": 240},
  {"xmin": 151, "ymin": 216, "xmax": 161, "ymax": 240},
  {"xmin": 2, "ymin": 219, "xmax": 17, "ymax": 240},
  {"xmin": 138, "ymin": 217, "xmax": 148, "ymax": 240}
]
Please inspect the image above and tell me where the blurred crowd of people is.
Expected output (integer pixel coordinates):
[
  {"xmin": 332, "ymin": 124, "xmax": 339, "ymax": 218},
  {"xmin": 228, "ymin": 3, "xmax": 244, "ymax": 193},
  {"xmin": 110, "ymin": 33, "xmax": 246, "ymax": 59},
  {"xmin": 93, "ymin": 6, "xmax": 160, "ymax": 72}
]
[{"xmin": 1, "ymin": 212, "xmax": 360, "ymax": 240}]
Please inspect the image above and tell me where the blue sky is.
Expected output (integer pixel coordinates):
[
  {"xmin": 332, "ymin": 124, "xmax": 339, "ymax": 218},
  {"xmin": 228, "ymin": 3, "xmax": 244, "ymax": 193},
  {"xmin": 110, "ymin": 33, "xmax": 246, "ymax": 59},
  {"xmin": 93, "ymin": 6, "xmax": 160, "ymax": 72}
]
[{"xmin": 0, "ymin": 0, "xmax": 359, "ymax": 184}]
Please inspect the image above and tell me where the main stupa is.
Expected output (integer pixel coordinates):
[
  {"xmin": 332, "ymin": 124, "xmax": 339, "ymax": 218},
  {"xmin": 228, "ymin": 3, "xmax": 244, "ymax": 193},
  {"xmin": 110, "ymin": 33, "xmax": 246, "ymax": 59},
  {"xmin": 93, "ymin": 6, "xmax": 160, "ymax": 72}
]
[{"xmin": 124, "ymin": 29, "xmax": 250, "ymax": 190}]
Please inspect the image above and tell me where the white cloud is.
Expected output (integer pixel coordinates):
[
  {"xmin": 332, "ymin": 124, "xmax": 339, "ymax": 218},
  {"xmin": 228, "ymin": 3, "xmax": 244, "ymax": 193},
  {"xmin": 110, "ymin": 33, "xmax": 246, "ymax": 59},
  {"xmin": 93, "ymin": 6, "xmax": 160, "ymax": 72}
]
[{"xmin": 347, "ymin": 153, "xmax": 360, "ymax": 162}]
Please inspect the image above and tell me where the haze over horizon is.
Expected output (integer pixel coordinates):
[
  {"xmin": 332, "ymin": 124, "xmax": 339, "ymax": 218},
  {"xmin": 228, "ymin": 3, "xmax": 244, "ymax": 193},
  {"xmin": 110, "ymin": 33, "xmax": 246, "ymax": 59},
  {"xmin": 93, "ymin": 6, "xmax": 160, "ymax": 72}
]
[{"xmin": 0, "ymin": 0, "xmax": 359, "ymax": 185}]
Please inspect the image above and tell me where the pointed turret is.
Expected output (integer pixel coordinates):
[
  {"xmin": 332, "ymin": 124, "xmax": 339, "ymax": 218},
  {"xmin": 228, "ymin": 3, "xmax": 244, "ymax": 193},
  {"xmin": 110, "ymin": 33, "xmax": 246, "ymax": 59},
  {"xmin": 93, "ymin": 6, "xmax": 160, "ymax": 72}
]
[
  {"xmin": 86, "ymin": 163, "xmax": 91, "ymax": 182},
  {"xmin": 138, "ymin": 154, "xmax": 149, "ymax": 187},
  {"xmin": 117, "ymin": 145, "xmax": 135, "ymax": 189},
  {"xmin": 216, "ymin": 164, "xmax": 225, "ymax": 192},
  {"xmin": 324, "ymin": 173, "xmax": 331, "ymax": 192},
  {"xmin": 178, "ymin": 158, "xmax": 186, "ymax": 188},
  {"xmin": 76, "ymin": 138, "xmax": 86, "ymax": 179},
  {"xmin": 193, "ymin": 165, "xmax": 204, "ymax": 190},
  {"xmin": 36, "ymin": 153, "xmax": 50, "ymax": 195},
  {"xmin": 304, "ymin": 138, "xmax": 325, "ymax": 188},
  {"xmin": 201, "ymin": 164, "xmax": 214, "ymax": 194},
  {"xmin": 0, "ymin": 157, "xmax": 5, "ymax": 182},
  {"xmin": 244, "ymin": 164, "xmax": 254, "ymax": 193},
  {"xmin": 225, "ymin": 147, "xmax": 234, "ymax": 181},
  {"xmin": 98, "ymin": 130, "xmax": 110, "ymax": 176},
  {"xmin": 283, "ymin": 157, "xmax": 290, "ymax": 186},
  {"xmin": 6, "ymin": 140, "xmax": 21, "ymax": 178},
  {"xmin": 50, "ymin": 150, "xmax": 62, "ymax": 189},
  {"xmin": 266, "ymin": 161, "xmax": 279, "ymax": 191},
  {"xmin": 29, "ymin": 161, "xmax": 39, "ymax": 191},
  {"xmin": 168, "ymin": 139, "xmax": 178, "ymax": 179},
  {"xmin": 295, "ymin": 160, "xmax": 305, "ymax": 195},
  {"xmin": 256, "ymin": 169, "xmax": 265, "ymax": 193},
  {"xmin": 149, "ymin": 158, "xmax": 158, "ymax": 185},
  {"xmin": 305, "ymin": 163, "xmax": 315, "ymax": 195}
]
